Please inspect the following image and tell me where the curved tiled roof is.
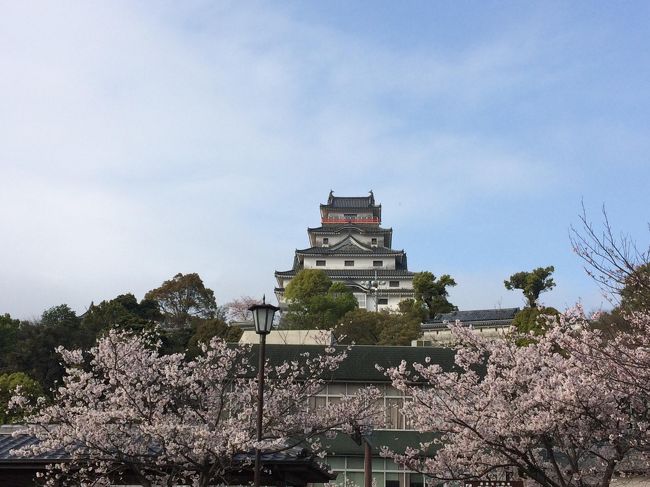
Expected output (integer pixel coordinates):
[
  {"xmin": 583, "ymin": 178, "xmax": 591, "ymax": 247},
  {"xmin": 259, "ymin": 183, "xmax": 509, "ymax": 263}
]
[
  {"xmin": 307, "ymin": 225, "xmax": 392, "ymax": 234},
  {"xmin": 275, "ymin": 269, "xmax": 415, "ymax": 278},
  {"xmin": 429, "ymin": 308, "xmax": 519, "ymax": 323},
  {"xmin": 296, "ymin": 244, "xmax": 404, "ymax": 256},
  {"xmin": 421, "ymin": 308, "xmax": 520, "ymax": 330},
  {"xmin": 321, "ymin": 196, "xmax": 377, "ymax": 209}
]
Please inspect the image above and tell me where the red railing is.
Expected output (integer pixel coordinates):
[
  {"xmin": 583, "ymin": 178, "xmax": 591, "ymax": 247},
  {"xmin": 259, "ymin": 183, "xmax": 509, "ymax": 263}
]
[{"xmin": 321, "ymin": 217, "xmax": 380, "ymax": 224}]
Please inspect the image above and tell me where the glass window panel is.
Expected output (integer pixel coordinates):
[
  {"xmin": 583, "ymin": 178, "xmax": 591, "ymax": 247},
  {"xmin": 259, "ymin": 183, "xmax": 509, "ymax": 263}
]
[
  {"xmin": 373, "ymin": 473, "xmax": 385, "ymax": 487},
  {"xmin": 326, "ymin": 457, "xmax": 346, "ymax": 469},
  {"xmin": 372, "ymin": 458, "xmax": 385, "ymax": 470},
  {"xmin": 385, "ymin": 460, "xmax": 401, "ymax": 471},
  {"xmin": 407, "ymin": 473, "xmax": 424, "ymax": 487},
  {"xmin": 309, "ymin": 396, "xmax": 327, "ymax": 411},
  {"xmin": 385, "ymin": 385, "xmax": 402, "ymax": 397},
  {"xmin": 346, "ymin": 383, "xmax": 364, "ymax": 394},
  {"xmin": 386, "ymin": 475, "xmax": 400, "ymax": 487},
  {"xmin": 348, "ymin": 472, "xmax": 365, "ymax": 486},
  {"xmin": 328, "ymin": 383, "xmax": 347, "ymax": 396},
  {"xmin": 347, "ymin": 457, "xmax": 365, "ymax": 469},
  {"xmin": 386, "ymin": 397, "xmax": 404, "ymax": 429}
]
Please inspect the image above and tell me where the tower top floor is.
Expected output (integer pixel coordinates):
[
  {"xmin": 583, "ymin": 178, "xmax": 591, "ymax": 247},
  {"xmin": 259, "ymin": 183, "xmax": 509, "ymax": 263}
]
[{"xmin": 320, "ymin": 190, "xmax": 381, "ymax": 225}]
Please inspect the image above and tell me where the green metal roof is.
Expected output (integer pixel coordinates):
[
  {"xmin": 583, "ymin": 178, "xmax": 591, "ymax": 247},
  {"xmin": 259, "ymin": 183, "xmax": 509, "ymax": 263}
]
[
  {"xmin": 322, "ymin": 430, "xmax": 439, "ymax": 456},
  {"xmin": 254, "ymin": 344, "xmax": 457, "ymax": 382}
]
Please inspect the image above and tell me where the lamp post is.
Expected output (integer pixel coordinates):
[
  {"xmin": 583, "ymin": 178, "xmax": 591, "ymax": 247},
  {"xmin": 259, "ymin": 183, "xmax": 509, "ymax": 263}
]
[
  {"xmin": 364, "ymin": 271, "xmax": 385, "ymax": 312},
  {"xmin": 249, "ymin": 295, "xmax": 280, "ymax": 487}
]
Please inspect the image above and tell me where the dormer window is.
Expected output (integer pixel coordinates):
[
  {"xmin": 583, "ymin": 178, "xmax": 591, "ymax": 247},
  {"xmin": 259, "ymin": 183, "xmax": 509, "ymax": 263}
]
[
  {"xmin": 371, "ymin": 238, "xmax": 377, "ymax": 246},
  {"xmin": 322, "ymin": 238, "xmax": 329, "ymax": 246}
]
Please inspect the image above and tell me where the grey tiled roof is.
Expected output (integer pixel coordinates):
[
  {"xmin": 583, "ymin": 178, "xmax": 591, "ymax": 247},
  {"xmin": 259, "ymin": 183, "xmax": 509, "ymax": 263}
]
[
  {"xmin": 275, "ymin": 269, "xmax": 415, "ymax": 278},
  {"xmin": 422, "ymin": 308, "xmax": 520, "ymax": 330},
  {"xmin": 296, "ymin": 244, "xmax": 403, "ymax": 256},
  {"xmin": 274, "ymin": 287, "xmax": 414, "ymax": 295},
  {"xmin": 0, "ymin": 433, "xmax": 68, "ymax": 462},
  {"xmin": 0, "ymin": 434, "xmax": 332, "ymax": 477},
  {"xmin": 321, "ymin": 196, "xmax": 377, "ymax": 209},
  {"xmin": 430, "ymin": 308, "xmax": 519, "ymax": 323},
  {"xmin": 307, "ymin": 225, "xmax": 392, "ymax": 234}
]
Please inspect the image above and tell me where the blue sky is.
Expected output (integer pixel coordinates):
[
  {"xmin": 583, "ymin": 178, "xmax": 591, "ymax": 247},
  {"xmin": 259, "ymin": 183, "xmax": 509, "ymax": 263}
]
[{"xmin": 1, "ymin": 1, "xmax": 649, "ymax": 319}]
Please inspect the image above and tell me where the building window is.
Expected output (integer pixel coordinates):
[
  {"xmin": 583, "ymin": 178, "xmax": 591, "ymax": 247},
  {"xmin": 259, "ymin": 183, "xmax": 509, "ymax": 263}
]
[
  {"xmin": 389, "ymin": 281, "xmax": 399, "ymax": 287},
  {"xmin": 322, "ymin": 237, "xmax": 329, "ymax": 245},
  {"xmin": 373, "ymin": 260, "xmax": 383, "ymax": 267},
  {"xmin": 378, "ymin": 298, "xmax": 389, "ymax": 305},
  {"xmin": 345, "ymin": 260, "xmax": 354, "ymax": 267},
  {"xmin": 344, "ymin": 213, "xmax": 357, "ymax": 220},
  {"xmin": 316, "ymin": 260, "xmax": 326, "ymax": 266},
  {"xmin": 371, "ymin": 238, "xmax": 377, "ymax": 245}
]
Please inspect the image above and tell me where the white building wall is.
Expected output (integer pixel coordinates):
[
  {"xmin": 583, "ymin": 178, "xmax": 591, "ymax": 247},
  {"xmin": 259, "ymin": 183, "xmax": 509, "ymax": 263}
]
[
  {"xmin": 304, "ymin": 255, "xmax": 397, "ymax": 270},
  {"xmin": 314, "ymin": 234, "xmax": 384, "ymax": 247},
  {"xmin": 324, "ymin": 210, "xmax": 374, "ymax": 220}
]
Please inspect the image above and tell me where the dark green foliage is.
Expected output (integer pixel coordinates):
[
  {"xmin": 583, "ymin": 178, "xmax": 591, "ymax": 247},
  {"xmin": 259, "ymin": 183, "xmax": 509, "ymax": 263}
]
[
  {"xmin": 82, "ymin": 293, "xmax": 161, "ymax": 337},
  {"xmin": 282, "ymin": 269, "xmax": 358, "ymax": 329},
  {"xmin": 620, "ymin": 263, "xmax": 650, "ymax": 312},
  {"xmin": 0, "ymin": 314, "xmax": 20, "ymax": 371},
  {"xmin": 512, "ymin": 307, "xmax": 560, "ymax": 336},
  {"xmin": 504, "ymin": 266, "xmax": 556, "ymax": 308},
  {"xmin": 284, "ymin": 269, "xmax": 333, "ymax": 302},
  {"xmin": 8, "ymin": 305, "xmax": 87, "ymax": 392},
  {"xmin": 0, "ymin": 372, "xmax": 43, "ymax": 423},
  {"xmin": 187, "ymin": 318, "xmax": 243, "ymax": 356},
  {"xmin": 145, "ymin": 273, "xmax": 219, "ymax": 328},
  {"xmin": 412, "ymin": 271, "xmax": 457, "ymax": 318},
  {"xmin": 334, "ymin": 306, "xmax": 422, "ymax": 346},
  {"xmin": 590, "ymin": 308, "xmax": 633, "ymax": 337},
  {"xmin": 397, "ymin": 298, "xmax": 428, "ymax": 322}
]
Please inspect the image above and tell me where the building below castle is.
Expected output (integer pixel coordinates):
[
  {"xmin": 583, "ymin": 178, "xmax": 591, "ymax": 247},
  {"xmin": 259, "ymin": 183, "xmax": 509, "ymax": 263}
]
[{"xmin": 275, "ymin": 191, "xmax": 415, "ymax": 311}]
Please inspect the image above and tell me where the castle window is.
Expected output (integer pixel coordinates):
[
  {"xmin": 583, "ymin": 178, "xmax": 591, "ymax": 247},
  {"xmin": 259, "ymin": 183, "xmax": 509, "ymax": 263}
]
[
  {"xmin": 373, "ymin": 260, "xmax": 383, "ymax": 267},
  {"xmin": 378, "ymin": 298, "xmax": 389, "ymax": 305},
  {"xmin": 344, "ymin": 260, "xmax": 354, "ymax": 267},
  {"xmin": 322, "ymin": 237, "xmax": 329, "ymax": 245},
  {"xmin": 316, "ymin": 260, "xmax": 326, "ymax": 266},
  {"xmin": 344, "ymin": 213, "xmax": 357, "ymax": 220},
  {"xmin": 371, "ymin": 238, "xmax": 377, "ymax": 245},
  {"xmin": 389, "ymin": 281, "xmax": 399, "ymax": 287}
]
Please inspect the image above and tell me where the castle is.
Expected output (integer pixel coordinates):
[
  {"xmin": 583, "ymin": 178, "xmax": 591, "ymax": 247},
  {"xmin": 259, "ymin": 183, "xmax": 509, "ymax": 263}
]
[{"xmin": 275, "ymin": 191, "xmax": 415, "ymax": 310}]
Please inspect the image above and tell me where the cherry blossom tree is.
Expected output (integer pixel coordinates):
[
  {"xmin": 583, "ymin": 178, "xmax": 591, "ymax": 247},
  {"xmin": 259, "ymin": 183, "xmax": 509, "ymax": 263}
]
[
  {"xmin": 11, "ymin": 329, "xmax": 380, "ymax": 487},
  {"xmin": 384, "ymin": 308, "xmax": 650, "ymax": 487},
  {"xmin": 223, "ymin": 295, "xmax": 262, "ymax": 322}
]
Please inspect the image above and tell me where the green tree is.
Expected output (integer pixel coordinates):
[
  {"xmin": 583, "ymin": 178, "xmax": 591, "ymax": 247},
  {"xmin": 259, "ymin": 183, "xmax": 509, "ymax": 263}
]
[
  {"xmin": 398, "ymin": 298, "xmax": 428, "ymax": 322},
  {"xmin": 81, "ymin": 293, "xmax": 161, "ymax": 338},
  {"xmin": 0, "ymin": 314, "xmax": 21, "ymax": 371},
  {"xmin": 284, "ymin": 269, "xmax": 333, "ymax": 302},
  {"xmin": 187, "ymin": 318, "xmax": 243, "ymax": 356},
  {"xmin": 334, "ymin": 309, "xmax": 386, "ymax": 344},
  {"xmin": 504, "ymin": 266, "xmax": 556, "ymax": 308},
  {"xmin": 412, "ymin": 271, "xmax": 457, "ymax": 318},
  {"xmin": 282, "ymin": 270, "xmax": 358, "ymax": 329},
  {"xmin": 620, "ymin": 262, "xmax": 650, "ymax": 312},
  {"xmin": 334, "ymin": 306, "xmax": 422, "ymax": 346},
  {"xmin": 511, "ymin": 306, "xmax": 560, "ymax": 336},
  {"xmin": 0, "ymin": 372, "xmax": 43, "ymax": 423},
  {"xmin": 145, "ymin": 273, "xmax": 219, "ymax": 328},
  {"xmin": 8, "ymin": 305, "xmax": 86, "ymax": 392}
]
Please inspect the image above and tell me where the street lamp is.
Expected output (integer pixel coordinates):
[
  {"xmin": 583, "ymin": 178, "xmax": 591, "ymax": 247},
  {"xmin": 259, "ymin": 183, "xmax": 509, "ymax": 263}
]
[
  {"xmin": 249, "ymin": 295, "xmax": 280, "ymax": 487},
  {"xmin": 364, "ymin": 271, "xmax": 386, "ymax": 312}
]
